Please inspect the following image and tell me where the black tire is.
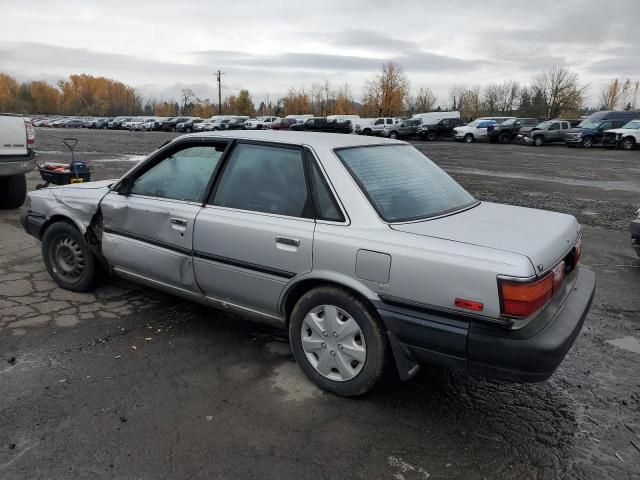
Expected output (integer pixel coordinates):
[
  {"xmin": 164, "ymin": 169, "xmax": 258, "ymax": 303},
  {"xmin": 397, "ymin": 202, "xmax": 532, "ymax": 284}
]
[
  {"xmin": 363, "ymin": 128, "xmax": 372, "ymax": 136},
  {"xmin": 581, "ymin": 136, "xmax": 594, "ymax": 148},
  {"xmin": 426, "ymin": 130, "xmax": 437, "ymax": 141},
  {"xmin": 289, "ymin": 286, "xmax": 388, "ymax": 397},
  {"xmin": 464, "ymin": 133, "xmax": 474, "ymax": 143},
  {"xmin": 534, "ymin": 135, "xmax": 544, "ymax": 146},
  {"xmin": 622, "ymin": 137, "xmax": 636, "ymax": 151},
  {"xmin": 41, "ymin": 222, "xmax": 98, "ymax": 292},
  {"xmin": 389, "ymin": 131, "xmax": 398, "ymax": 139},
  {"xmin": 0, "ymin": 174, "xmax": 27, "ymax": 209},
  {"xmin": 498, "ymin": 132, "xmax": 510, "ymax": 144}
]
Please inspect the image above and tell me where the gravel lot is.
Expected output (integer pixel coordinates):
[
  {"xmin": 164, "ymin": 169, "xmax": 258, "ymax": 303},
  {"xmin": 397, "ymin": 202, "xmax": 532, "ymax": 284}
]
[{"xmin": 1, "ymin": 128, "xmax": 639, "ymax": 479}]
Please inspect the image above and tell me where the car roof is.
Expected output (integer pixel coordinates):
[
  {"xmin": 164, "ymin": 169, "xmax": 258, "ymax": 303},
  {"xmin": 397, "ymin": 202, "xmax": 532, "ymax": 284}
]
[{"xmin": 181, "ymin": 130, "xmax": 405, "ymax": 148}]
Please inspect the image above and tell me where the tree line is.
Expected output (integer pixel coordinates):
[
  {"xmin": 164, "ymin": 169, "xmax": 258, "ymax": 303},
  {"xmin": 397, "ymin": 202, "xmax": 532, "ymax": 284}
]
[{"xmin": 1, "ymin": 66, "xmax": 638, "ymax": 120}]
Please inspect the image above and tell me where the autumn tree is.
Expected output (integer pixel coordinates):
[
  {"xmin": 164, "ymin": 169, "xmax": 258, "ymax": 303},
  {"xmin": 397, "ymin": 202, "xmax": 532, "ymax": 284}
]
[
  {"xmin": 531, "ymin": 66, "xmax": 586, "ymax": 118},
  {"xmin": 407, "ymin": 86, "xmax": 437, "ymax": 115},
  {"xmin": 282, "ymin": 87, "xmax": 311, "ymax": 115},
  {"xmin": 0, "ymin": 74, "xmax": 21, "ymax": 112},
  {"xmin": 362, "ymin": 62, "xmax": 409, "ymax": 117}
]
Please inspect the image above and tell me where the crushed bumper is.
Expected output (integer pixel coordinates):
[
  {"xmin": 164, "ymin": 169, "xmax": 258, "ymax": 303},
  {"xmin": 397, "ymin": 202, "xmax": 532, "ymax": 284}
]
[
  {"xmin": 20, "ymin": 211, "xmax": 46, "ymax": 240},
  {"xmin": 376, "ymin": 266, "xmax": 596, "ymax": 382}
]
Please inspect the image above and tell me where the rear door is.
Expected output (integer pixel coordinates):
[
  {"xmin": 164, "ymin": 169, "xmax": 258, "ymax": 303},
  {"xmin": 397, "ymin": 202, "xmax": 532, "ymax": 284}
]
[
  {"xmin": 193, "ymin": 141, "xmax": 315, "ymax": 318},
  {"xmin": 100, "ymin": 140, "xmax": 228, "ymax": 293},
  {"xmin": 0, "ymin": 116, "xmax": 28, "ymax": 156}
]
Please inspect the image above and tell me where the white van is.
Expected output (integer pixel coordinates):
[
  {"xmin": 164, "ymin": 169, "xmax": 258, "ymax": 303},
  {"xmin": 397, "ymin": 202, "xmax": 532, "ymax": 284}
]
[
  {"xmin": 326, "ymin": 114, "xmax": 360, "ymax": 122},
  {"xmin": 0, "ymin": 115, "xmax": 36, "ymax": 208}
]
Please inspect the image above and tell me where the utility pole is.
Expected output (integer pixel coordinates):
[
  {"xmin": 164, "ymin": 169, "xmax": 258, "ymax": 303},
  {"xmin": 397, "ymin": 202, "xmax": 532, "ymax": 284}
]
[{"xmin": 214, "ymin": 70, "xmax": 225, "ymax": 114}]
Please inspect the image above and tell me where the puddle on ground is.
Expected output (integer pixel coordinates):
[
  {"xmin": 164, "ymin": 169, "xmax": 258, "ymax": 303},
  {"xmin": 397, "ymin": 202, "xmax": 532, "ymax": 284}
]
[{"xmin": 606, "ymin": 336, "xmax": 640, "ymax": 354}]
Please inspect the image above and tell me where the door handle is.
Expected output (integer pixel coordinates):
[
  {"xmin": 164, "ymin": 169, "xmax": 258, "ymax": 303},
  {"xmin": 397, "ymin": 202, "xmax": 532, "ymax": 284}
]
[
  {"xmin": 276, "ymin": 236, "xmax": 300, "ymax": 247},
  {"xmin": 170, "ymin": 218, "xmax": 188, "ymax": 227}
]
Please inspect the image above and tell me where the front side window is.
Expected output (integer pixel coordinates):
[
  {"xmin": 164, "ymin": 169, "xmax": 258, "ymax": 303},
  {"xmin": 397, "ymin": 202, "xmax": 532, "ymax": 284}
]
[
  {"xmin": 336, "ymin": 145, "xmax": 476, "ymax": 222},
  {"xmin": 211, "ymin": 143, "xmax": 312, "ymax": 218},
  {"xmin": 131, "ymin": 144, "xmax": 226, "ymax": 202}
]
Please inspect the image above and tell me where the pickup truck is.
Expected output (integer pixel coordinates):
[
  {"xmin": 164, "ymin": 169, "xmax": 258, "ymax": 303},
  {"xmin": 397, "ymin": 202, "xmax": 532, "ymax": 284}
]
[
  {"xmin": 518, "ymin": 120, "xmax": 573, "ymax": 146},
  {"xmin": 0, "ymin": 115, "xmax": 36, "ymax": 208},
  {"xmin": 417, "ymin": 117, "xmax": 466, "ymax": 141},
  {"xmin": 380, "ymin": 119, "xmax": 421, "ymax": 139},
  {"xmin": 355, "ymin": 117, "xmax": 402, "ymax": 136},
  {"xmin": 289, "ymin": 117, "xmax": 351, "ymax": 134},
  {"xmin": 487, "ymin": 118, "xmax": 538, "ymax": 144},
  {"xmin": 602, "ymin": 119, "xmax": 640, "ymax": 150}
]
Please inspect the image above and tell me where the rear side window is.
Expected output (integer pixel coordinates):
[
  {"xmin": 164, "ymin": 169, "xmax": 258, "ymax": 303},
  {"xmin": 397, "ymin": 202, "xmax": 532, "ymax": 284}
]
[
  {"xmin": 131, "ymin": 145, "xmax": 225, "ymax": 202},
  {"xmin": 211, "ymin": 143, "xmax": 312, "ymax": 218},
  {"xmin": 309, "ymin": 160, "xmax": 344, "ymax": 222},
  {"xmin": 336, "ymin": 145, "xmax": 476, "ymax": 222}
]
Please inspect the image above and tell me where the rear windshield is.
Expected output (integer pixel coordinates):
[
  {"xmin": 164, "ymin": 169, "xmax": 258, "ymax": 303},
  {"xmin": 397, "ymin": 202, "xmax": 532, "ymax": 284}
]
[{"xmin": 335, "ymin": 145, "xmax": 477, "ymax": 222}]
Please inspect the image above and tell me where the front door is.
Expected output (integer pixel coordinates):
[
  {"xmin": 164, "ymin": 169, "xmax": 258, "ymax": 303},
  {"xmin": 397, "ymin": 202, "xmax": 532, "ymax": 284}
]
[
  {"xmin": 100, "ymin": 141, "xmax": 227, "ymax": 293},
  {"xmin": 193, "ymin": 142, "xmax": 315, "ymax": 318}
]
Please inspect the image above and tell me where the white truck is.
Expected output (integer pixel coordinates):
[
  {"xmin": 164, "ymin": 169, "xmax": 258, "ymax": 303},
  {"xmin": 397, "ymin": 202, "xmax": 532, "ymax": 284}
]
[
  {"xmin": 411, "ymin": 111, "xmax": 460, "ymax": 123},
  {"xmin": 0, "ymin": 115, "xmax": 36, "ymax": 208},
  {"xmin": 355, "ymin": 117, "xmax": 402, "ymax": 136}
]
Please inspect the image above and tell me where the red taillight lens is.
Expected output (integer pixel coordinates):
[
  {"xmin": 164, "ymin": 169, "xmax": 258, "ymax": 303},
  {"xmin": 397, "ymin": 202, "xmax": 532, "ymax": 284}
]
[{"xmin": 500, "ymin": 274, "xmax": 553, "ymax": 318}]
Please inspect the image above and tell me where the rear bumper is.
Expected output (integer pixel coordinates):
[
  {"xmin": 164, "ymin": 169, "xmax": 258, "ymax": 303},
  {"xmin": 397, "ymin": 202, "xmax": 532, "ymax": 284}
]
[
  {"xmin": 631, "ymin": 217, "xmax": 640, "ymax": 257},
  {"xmin": 0, "ymin": 151, "xmax": 36, "ymax": 176},
  {"xmin": 376, "ymin": 266, "xmax": 596, "ymax": 382}
]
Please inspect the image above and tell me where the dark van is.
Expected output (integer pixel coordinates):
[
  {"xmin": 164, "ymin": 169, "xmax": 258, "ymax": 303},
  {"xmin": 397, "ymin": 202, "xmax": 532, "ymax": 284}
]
[{"xmin": 564, "ymin": 110, "xmax": 640, "ymax": 148}]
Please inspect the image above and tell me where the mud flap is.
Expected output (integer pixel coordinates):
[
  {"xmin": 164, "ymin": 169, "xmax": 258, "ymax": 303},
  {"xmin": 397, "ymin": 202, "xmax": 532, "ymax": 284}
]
[{"xmin": 387, "ymin": 331, "xmax": 420, "ymax": 381}]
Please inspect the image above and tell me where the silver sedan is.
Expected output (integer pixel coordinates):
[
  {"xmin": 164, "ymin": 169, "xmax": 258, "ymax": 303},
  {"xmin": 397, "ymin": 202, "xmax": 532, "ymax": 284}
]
[{"xmin": 22, "ymin": 131, "xmax": 595, "ymax": 396}]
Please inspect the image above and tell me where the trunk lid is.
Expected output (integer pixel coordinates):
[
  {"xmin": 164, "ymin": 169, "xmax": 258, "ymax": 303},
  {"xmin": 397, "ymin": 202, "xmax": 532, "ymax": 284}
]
[{"xmin": 391, "ymin": 202, "xmax": 580, "ymax": 275}]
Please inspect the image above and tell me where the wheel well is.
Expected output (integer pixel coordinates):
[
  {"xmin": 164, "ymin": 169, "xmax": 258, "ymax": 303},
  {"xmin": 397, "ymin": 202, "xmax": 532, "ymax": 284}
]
[
  {"xmin": 40, "ymin": 215, "xmax": 77, "ymax": 237},
  {"xmin": 282, "ymin": 279, "xmax": 378, "ymax": 325},
  {"xmin": 622, "ymin": 135, "xmax": 636, "ymax": 143}
]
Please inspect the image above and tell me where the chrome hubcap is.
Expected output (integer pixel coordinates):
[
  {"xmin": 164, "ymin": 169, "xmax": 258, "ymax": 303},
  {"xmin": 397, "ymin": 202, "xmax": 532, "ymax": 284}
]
[
  {"xmin": 301, "ymin": 305, "xmax": 366, "ymax": 382},
  {"xmin": 51, "ymin": 235, "xmax": 85, "ymax": 283}
]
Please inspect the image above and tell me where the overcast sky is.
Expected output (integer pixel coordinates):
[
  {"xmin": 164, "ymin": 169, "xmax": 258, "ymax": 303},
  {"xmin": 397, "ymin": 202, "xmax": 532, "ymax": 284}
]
[{"xmin": 1, "ymin": 0, "xmax": 638, "ymax": 107}]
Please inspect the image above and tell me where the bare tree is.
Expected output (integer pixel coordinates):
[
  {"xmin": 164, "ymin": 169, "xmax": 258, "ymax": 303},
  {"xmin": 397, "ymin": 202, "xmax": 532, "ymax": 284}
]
[
  {"xmin": 531, "ymin": 66, "xmax": 586, "ymax": 118},
  {"xmin": 412, "ymin": 86, "xmax": 437, "ymax": 113},
  {"xmin": 180, "ymin": 88, "xmax": 195, "ymax": 115}
]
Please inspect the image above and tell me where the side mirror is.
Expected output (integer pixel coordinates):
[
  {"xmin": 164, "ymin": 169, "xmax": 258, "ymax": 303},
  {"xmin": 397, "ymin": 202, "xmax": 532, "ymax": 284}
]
[{"xmin": 117, "ymin": 176, "xmax": 134, "ymax": 196}]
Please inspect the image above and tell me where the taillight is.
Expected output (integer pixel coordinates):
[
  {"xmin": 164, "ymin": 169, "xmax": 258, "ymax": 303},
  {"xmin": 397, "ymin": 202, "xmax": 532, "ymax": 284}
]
[
  {"xmin": 25, "ymin": 121, "xmax": 35, "ymax": 145},
  {"xmin": 499, "ymin": 274, "xmax": 553, "ymax": 318}
]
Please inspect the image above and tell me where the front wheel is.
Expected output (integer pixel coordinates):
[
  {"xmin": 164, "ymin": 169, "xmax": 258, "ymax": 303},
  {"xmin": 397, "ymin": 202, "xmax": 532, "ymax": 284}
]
[
  {"xmin": 289, "ymin": 287, "xmax": 388, "ymax": 396},
  {"xmin": 464, "ymin": 133, "xmax": 474, "ymax": 143},
  {"xmin": 534, "ymin": 136, "xmax": 544, "ymax": 146},
  {"xmin": 498, "ymin": 133, "xmax": 510, "ymax": 144},
  {"xmin": 426, "ymin": 130, "xmax": 437, "ymax": 141},
  {"xmin": 622, "ymin": 137, "xmax": 636, "ymax": 150},
  {"xmin": 581, "ymin": 136, "xmax": 594, "ymax": 148},
  {"xmin": 42, "ymin": 222, "xmax": 98, "ymax": 292}
]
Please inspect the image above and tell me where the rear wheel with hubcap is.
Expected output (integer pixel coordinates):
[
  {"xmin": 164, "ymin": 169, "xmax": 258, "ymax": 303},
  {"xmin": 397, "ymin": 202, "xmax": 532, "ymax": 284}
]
[
  {"xmin": 389, "ymin": 131, "xmax": 398, "ymax": 139},
  {"xmin": 289, "ymin": 287, "xmax": 387, "ymax": 396},
  {"xmin": 42, "ymin": 222, "xmax": 98, "ymax": 292}
]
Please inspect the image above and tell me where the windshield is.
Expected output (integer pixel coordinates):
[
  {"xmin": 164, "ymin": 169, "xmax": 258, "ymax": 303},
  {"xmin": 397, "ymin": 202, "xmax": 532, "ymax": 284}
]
[
  {"xmin": 335, "ymin": 145, "xmax": 477, "ymax": 222},
  {"xmin": 622, "ymin": 120, "xmax": 640, "ymax": 129},
  {"xmin": 501, "ymin": 118, "xmax": 516, "ymax": 126},
  {"xmin": 535, "ymin": 121, "xmax": 552, "ymax": 129},
  {"xmin": 578, "ymin": 120, "xmax": 604, "ymax": 129}
]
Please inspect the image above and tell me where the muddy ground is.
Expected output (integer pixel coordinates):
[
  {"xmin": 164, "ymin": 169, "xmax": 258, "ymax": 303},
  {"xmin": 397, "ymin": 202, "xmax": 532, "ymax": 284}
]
[{"xmin": 1, "ymin": 128, "xmax": 639, "ymax": 479}]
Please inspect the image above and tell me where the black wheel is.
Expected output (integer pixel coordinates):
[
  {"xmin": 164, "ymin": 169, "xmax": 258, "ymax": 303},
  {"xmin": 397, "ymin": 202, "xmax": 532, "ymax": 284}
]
[
  {"xmin": 363, "ymin": 128, "xmax": 372, "ymax": 136},
  {"xmin": 534, "ymin": 136, "xmax": 544, "ymax": 146},
  {"xmin": 581, "ymin": 136, "xmax": 593, "ymax": 148},
  {"xmin": 498, "ymin": 133, "xmax": 510, "ymax": 144},
  {"xmin": 426, "ymin": 130, "xmax": 437, "ymax": 141},
  {"xmin": 464, "ymin": 133, "xmax": 474, "ymax": 143},
  {"xmin": 0, "ymin": 174, "xmax": 27, "ymax": 209},
  {"xmin": 42, "ymin": 222, "xmax": 98, "ymax": 292},
  {"xmin": 622, "ymin": 137, "xmax": 636, "ymax": 150},
  {"xmin": 289, "ymin": 286, "xmax": 388, "ymax": 397},
  {"xmin": 389, "ymin": 131, "xmax": 398, "ymax": 139}
]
